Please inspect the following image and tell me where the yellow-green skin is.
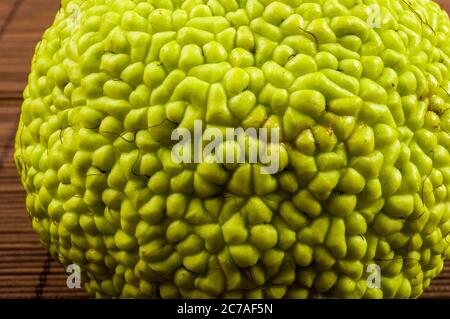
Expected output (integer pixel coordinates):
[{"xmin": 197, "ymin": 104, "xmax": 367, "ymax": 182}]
[{"xmin": 15, "ymin": 0, "xmax": 450, "ymax": 298}]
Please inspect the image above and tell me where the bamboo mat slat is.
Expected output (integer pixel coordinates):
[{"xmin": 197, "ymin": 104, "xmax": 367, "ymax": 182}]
[
  {"xmin": 0, "ymin": 0, "xmax": 88, "ymax": 299},
  {"xmin": 0, "ymin": 0, "xmax": 61, "ymax": 98},
  {"xmin": 0, "ymin": 0, "xmax": 449, "ymax": 299},
  {"xmin": 0, "ymin": 1, "xmax": 17, "ymax": 35}
]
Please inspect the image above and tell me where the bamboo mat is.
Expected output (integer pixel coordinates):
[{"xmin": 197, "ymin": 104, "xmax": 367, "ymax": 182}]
[
  {"xmin": 0, "ymin": 0, "xmax": 449, "ymax": 299},
  {"xmin": 0, "ymin": 0, "xmax": 89, "ymax": 299}
]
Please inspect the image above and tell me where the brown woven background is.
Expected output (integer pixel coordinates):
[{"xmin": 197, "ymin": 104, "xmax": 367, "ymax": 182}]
[{"xmin": 0, "ymin": 0, "xmax": 449, "ymax": 299}]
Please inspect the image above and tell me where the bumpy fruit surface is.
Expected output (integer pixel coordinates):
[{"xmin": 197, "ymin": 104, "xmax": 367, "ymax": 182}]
[{"xmin": 15, "ymin": 0, "xmax": 450, "ymax": 298}]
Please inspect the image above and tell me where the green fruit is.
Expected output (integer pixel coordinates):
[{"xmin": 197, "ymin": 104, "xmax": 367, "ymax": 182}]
[{"xmin": 15, "ymin": 0, "xmax": 450, "ymax": 299}]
